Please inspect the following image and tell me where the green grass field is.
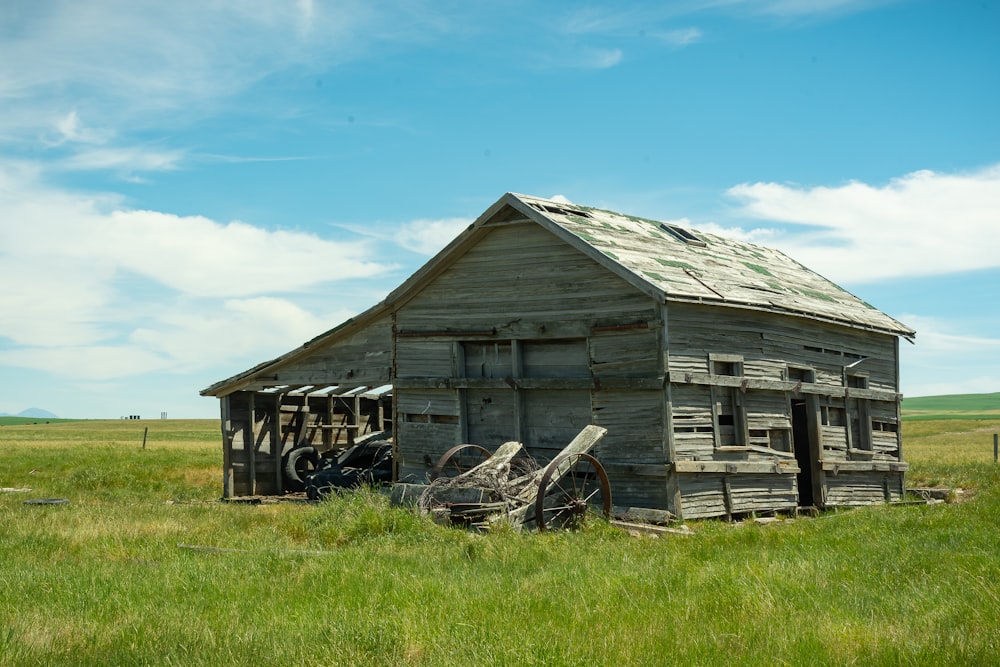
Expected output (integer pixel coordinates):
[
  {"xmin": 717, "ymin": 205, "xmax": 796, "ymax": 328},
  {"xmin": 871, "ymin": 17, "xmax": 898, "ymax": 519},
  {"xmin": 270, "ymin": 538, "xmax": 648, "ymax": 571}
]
[
  {"xmin": 1, "ymin": 411, "xmax": 998, "ymax": 666},
  {"xmin": 902, "ymin": 391, "xmax": 1000, "ymax": 420},
  {"xmin": 0, "ymin": 417, "xmax": 79, "ymax": 426}
]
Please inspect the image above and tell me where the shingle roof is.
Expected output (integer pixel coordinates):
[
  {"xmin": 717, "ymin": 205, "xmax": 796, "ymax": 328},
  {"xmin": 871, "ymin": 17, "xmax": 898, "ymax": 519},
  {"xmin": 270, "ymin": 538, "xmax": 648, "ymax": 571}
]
[{"xmin": 508, "ymin": 193, "xmax": 915, "ymax": 338}]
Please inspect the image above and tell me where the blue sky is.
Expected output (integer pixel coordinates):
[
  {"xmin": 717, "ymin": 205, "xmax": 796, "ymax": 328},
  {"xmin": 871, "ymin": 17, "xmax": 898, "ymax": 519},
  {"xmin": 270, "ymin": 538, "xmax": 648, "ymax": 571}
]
[{"xmin": 1, "ymin": 0, "xmax": 998, "ymax": 419}]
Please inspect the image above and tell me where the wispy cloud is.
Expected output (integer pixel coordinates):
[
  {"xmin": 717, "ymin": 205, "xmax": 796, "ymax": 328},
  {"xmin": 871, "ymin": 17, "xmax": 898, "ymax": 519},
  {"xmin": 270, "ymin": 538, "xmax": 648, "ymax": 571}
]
[
  {"xmin": 58, "ymin": 146, "xmax": 186, "ymax": 173},
  {"xmin": 581, "ymin": 47, "xmax": 625, "ymax": 69},
  {"xmin": 897, "ymin": 313, "xmax": 1000, "ymax": 396},
  {"xmin": 395, "ymin": 218, "xmax": 473, "ymax": 255},
  {"xmin": 559, "ymin": 6, "xmax": 702, "ymax": 51},
  {"xmin": 725, "ymin": 164, "xmax": 1000, "ymax": 284},
  {"xmin": 747, "ymin": 0, "xmax": 904, "ymax": 19},
  {"xmin": 0, "ymin": 0, "xmax": 391, "ymax": 179},
  {"xmin": 51, "ymin": 111, "xmax": 110, "ymax": 146},
  {"xmin": 652, "ymin": 27, "xmax": 703, "ymax": 47}
]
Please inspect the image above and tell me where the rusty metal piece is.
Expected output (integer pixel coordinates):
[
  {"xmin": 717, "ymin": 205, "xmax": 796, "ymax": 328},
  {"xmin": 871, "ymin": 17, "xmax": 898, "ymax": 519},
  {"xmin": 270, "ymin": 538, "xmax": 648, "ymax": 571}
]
[
  {"xmin": 535, "ymin": 452, "xmax": 611, "ymax": 531},
  {"xmin": 430, "ymin": 443, "xmax": 492, "ymax": 481}
]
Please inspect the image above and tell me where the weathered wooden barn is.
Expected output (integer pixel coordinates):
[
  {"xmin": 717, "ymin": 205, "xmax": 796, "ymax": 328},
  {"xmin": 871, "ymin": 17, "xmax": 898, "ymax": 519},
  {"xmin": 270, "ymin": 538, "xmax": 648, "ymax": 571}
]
[{"xmin": 201, "ymin": 192, "xmax": 915, "ymax": 519}]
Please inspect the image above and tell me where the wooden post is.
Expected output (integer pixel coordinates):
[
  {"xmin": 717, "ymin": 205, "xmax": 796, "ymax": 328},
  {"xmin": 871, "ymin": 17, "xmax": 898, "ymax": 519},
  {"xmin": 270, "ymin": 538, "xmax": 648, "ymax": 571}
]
[
  {"xmin": 994, "ymin": 433, "xmax": 998, "ymax": 463},
  {"xmin": 142, "ymin": 426, "xmax": 148, "ymax": 449}
]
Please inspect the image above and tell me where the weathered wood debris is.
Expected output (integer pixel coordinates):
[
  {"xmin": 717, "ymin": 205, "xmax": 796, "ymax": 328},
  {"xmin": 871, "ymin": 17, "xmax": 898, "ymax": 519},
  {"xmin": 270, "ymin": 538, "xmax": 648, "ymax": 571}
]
[{"xmin": 390, "ymin": 425, "xmax": 612, "ymax": 531}]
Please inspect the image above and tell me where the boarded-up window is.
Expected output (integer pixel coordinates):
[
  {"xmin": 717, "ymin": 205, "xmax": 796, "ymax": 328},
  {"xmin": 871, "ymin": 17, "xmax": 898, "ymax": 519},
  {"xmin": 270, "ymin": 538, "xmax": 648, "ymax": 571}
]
[
  {"xmin": 463, "ymin": 342, "xmax": 512, "ymax": 379},
  {"xmin": 460, "ymin": 338, "xmax": 591, "ymax": 458},
  {"xmin": 521, "ymin": 340, "xmax": 589, "ymax": 378}
]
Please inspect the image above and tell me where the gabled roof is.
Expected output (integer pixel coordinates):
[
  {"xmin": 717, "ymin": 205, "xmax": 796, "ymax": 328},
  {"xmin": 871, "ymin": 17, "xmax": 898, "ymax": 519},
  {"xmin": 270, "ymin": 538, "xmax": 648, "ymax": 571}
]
[
  {"xmin": 502, "ymin": 193, "xmax": 914, "ymax": 338},
  {"xmin": 203, "ymin": 192, "xmax": 913, "ymax": 397}
]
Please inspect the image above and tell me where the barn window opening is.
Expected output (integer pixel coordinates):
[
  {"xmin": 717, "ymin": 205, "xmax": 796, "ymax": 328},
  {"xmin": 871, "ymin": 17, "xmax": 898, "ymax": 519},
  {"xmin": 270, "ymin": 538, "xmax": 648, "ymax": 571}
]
[
  {"xmin": 673, "ymin": 414, "xmax": 713, "ymax": 434},
  {"xmin": 710, "ymin": 354, "xmax": 744, "ymax": 377},
  {"xmin": 846, "ymin": 374, "xmax": 869, "ymax": 389},
  {"xmin": 787, "ymin": 366, "xmax": 815, "ymax": 383},
  {"xmin": 872, "ymin": 420, "xmax": 898, "ymax": 433},
  {"xmin": 403, "ymin": 413, "xmax": 458, "ymax": 425},
  {"xmin": 769, "ymin": 429, "xmax": 791, "ymax": 452},
  {"xmin": 821, "ymin": 406, "xmax": 846, "ymax": 427},
  {"xmin": 713, "ymin": 361, "xmax": 740, "ymax": 376},
  {"xmin": 661, "ymin": 224, "xmax": 707, "ymax": 247}
]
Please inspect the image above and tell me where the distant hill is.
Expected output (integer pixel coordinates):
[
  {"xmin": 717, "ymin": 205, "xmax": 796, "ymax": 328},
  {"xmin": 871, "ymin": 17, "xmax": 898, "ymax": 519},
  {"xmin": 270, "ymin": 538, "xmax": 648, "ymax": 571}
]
[
  {"xmin": 19, "ymin": 408, "xmax": 59, "ymax": 419},
  {"xmin": 902, "ymin": 392, "xmax": 999, "ymax": 420},
  {"xmin": 0, "ymin": 408, "xmax": 60, "ymax": 419}
]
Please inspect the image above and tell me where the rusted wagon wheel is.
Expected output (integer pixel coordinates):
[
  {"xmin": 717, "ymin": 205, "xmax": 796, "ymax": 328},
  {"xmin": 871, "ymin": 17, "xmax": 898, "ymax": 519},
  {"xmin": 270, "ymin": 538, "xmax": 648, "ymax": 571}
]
[
  {"xmin": 534, "ymin": 452, "xmax": 612, "ymax": 531},
  {"xmin": 430, "ymin": 444, "xmax": 492, "ymax": 481}
]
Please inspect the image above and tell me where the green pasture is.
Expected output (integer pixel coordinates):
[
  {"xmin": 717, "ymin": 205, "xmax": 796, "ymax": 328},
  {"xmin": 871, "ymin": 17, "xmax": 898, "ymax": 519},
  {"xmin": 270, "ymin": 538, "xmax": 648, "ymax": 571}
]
[
  {"xmin": 1, "ymin": 415, "xmax": 998, "ymax": 666},
  {"xmin": 902, "ymin": 391, "xmax": 1000, "ymax": 420}
]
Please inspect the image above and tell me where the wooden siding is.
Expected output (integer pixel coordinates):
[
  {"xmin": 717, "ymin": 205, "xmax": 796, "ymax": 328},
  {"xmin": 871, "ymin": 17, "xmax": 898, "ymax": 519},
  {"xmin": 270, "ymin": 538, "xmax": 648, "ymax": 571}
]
[
  {"xmin": 395, "ymin": 224, "xmax": 658, "ymax": 334},
  {"xmin": 271, "ymin": 314, "xmax": 393, "ymax": 387},
  {"xmin": 395, "ymin": 389, "xmax": 460, "ymax": 482},
  {"xmin": 664, "ymin": 301, "xmax": 904, "ymax": 517},
  {"xmin": 394, "ymin": 222, "xmax": 665, "ymax": 490},
  {"xmin": 676, "ymin": 472, "xmax": 798, "ymax": 519},
  {"xmin": 667, "ymin": 303, "xmax": 899, "ymax": 392},
  {"xmin": 824, "ymin": 471, "xmax": 904, "ymax": 506},
  {"xmin": 593, "ymin": 389, "xmax": 668, "ymax": 509}
]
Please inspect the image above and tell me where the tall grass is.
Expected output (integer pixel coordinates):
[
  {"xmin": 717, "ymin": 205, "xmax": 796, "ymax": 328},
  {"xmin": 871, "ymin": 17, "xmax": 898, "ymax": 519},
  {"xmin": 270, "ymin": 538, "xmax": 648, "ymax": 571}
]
[{"xmin": 1, "ymin": 419, "xmax": 998, "ymax": 665}]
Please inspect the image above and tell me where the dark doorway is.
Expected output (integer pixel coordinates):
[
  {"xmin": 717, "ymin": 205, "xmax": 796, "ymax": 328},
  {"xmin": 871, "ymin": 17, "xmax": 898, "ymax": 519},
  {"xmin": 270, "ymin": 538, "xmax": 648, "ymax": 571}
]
[{"xmin": 791, "ymin": 399, "xmax": 814, "ymax": 507}]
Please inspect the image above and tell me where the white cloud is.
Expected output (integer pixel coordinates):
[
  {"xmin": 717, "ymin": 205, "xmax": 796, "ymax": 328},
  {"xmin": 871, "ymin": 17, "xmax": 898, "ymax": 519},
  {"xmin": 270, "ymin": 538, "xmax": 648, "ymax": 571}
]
[
  {"xmin": 59, "ymin": 146, "xmax": 186, "ymax": 173},
  {"xmin": 537, "ymin": 46, "xmax": 625, "ymax": 70},
  {"xmin": 726, "ymin": 165, "xmax": 1000, "ymax": 284},
  {"xmin": 0, "ymin": 345, "xmax": 173, "ymax": 381},
  {"xmin": 52, "ymin": 110, "xmax": 110, "ymax": 145},
  {"xmin": 749, "ymin": 0, "xmax": 902, "ymax": 18},
  {"xmin": 588, "ymin": 47, "xmax": 625, "ymax": 69},
  {"xmin": 653, "ymin": 27, "xmax": 703, "ymax": 47},
  {"xmin": 897, "ymin": 314, "xmax": 1000, "ymax": 397},
  {"xmin": 0, "ymin": 161, "xmax": 394, "ymax": 379},
  {"xmin": 128, "ymin": 297, "xmax": 348, "ymax": 373},
  {"xmin": 395, "ymin": 218, "xmax": 473, "ymax": 255}
]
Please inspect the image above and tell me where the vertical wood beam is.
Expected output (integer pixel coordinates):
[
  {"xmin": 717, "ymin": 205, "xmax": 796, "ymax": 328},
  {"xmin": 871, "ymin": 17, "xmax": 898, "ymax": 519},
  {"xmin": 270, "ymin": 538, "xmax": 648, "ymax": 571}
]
[
  {"xmin": 454, "ymin": 341, "xmax": 469, "ymax": 444},
  {"xmin": 894, "ymin": 336, "xmax": 904, "ymax": 463},
  {"xmin": 511, "ymin": 339, "xmax": 524, "ymax": 444},
  {"xmin": 806, "ymin": 394, "xmax": 825, "ymax": 507},
  {"xmin": 390, "ymin": 310, "xmax": 400, "ymax": 482},
  {"xmin": 248, "ymin": 392, "xmax": 257, "ymax": 496},
  {"xmin": 709, "ymin": 385, "xmax": 721, "ymax": 448},
  {"xmin": 272, "ymin": 398, "xmax": 282, "ymax": 494},
  {"xmin": 723, "ymin": 475, "xmax": 733, "ymax": 520},
  {"xmin": 660, "ymin": 303, "xmax": 682, "ymax": 518},
  {"xmin": 220, "ymin": 395, "xmax": 234, "ymax": 499}
]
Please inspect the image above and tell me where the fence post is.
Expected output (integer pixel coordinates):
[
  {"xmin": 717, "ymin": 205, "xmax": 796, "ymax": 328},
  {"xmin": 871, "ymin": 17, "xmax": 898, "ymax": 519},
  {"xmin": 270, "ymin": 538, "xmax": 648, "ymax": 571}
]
[
  {"xmin": 142, "ymin": 426, "xmax": 148, "ymax": 450},
  {"xmin": 994, "ymin": 433, "xmax": 998, "ymax": 463}
]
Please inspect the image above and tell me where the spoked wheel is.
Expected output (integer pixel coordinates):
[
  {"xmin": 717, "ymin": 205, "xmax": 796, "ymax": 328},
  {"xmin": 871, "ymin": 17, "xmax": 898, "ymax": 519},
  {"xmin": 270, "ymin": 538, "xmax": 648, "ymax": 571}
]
[
  {"xmin": 430, "ymin": 444, "xmax": 492, "ymax": 481},
  {"xmin": 535, "ymin": 452, "xmax": 612, "ymax": 531}
]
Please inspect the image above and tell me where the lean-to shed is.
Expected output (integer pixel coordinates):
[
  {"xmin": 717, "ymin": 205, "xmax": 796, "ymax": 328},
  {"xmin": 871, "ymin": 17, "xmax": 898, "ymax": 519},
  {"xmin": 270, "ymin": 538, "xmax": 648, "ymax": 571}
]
[{"xmin": 202, "ymin": 192, "xmax": 915, "ymax": 519}]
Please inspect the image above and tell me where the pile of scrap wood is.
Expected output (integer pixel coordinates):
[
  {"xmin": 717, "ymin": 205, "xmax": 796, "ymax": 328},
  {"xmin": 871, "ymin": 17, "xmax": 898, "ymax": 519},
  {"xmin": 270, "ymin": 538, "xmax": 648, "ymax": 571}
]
[{"xmin": 390, "ymin": 425, "xmax": 612, "ymax": 531}]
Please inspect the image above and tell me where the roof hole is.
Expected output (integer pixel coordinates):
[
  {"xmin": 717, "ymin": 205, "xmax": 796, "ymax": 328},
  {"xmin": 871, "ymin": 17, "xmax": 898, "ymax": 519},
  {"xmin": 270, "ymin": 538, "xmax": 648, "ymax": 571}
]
[
  {"xmin": 661, "ymin": 223, "xmax": 706, "ymax": 246},
  {"xmin": 530, "ymin": 202, "xmax": 592, "ymax": 218}
]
